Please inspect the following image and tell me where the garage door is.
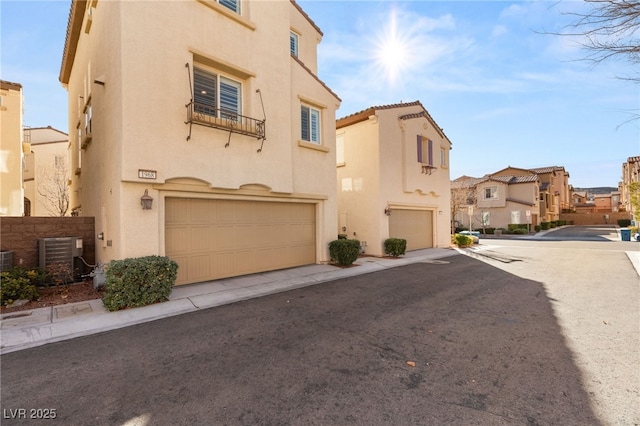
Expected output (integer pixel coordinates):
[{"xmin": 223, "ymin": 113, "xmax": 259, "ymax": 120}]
[
  {"xmin": 166, "ymin": 198, "xmax": 315, "ymax": 285},
  {"xmin": 388, "ymin": 209, "xmax": 433, "ymax": 251}
]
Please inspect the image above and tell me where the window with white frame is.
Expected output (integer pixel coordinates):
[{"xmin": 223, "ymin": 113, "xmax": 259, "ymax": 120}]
[
  {"xmin": 290, "ymin": 31, "xmax": 299, "ymax": 57},
  {"xmin": 218, "ymin": 0, "xmax": 239, "ymax": 13},
  {"xmin": 194, "ymin": 67, "xmax": 242, "ymax": 120},
  {"xmin": 511, "ymin": 210, "xmax": 521, "ymax": 224},
  {"xmin": 482, "ymin": 211, "xmax": 490, "ymax": 226},
  {"xmin": 54, "ymin": 155, "xmax": 65, "ymax": 169},
  {"xmin": 301, "ymin": 104, "xmax": 321, "ymax": 144},
  {"xmin": 440, "ymin": 147, "xmax": 447, "ymax": 167},
  {"xmin": 484, "ymin": 186, "xmax": 498, "ymax": 200}
]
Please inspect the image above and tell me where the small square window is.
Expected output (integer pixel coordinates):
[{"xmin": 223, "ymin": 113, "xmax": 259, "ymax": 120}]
[{"xmin": 484, "ymin": 187, "xmax": 498, "ymax": 200}]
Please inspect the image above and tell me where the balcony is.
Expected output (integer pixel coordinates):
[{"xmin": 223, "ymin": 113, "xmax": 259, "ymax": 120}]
[{"xmin": 186, "ymin": 101, "xmax": 265, "ymax": 143}]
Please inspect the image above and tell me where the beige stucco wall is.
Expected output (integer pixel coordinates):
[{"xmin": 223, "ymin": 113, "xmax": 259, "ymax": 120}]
[
  {"xmin": 0, "ymin": 82, "xmax": 24, "ymax": 216},
  {"xmin": 64, "ymin": 0, "xmax": 339, "ymax": 266},
  {"xmin": 337, "ymin": 103, "xmax": 452, "ymax": 256}
]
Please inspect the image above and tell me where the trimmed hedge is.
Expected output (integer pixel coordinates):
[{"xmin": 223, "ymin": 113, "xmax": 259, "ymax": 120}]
[
  {"xmin": 102, "ymin": 255, "xmax": 178, "ymax": 311},
  {"xmin": 329, "ymin": 239, "xmax": 360, "ymax": 266},
  {"xmin": 508, "ymin": 224, "xmax": 528, "ymax": 232},
  {"xmin": 0, "ymin": 269, "xmax": 39, "ymax": 306},
  {"xmin": 618, "ymin": 219, "xmax": 632, "ymax": 227},
  {"xmin": 454, "ymin": 234, "xmax": 473, "ymax": 247},
  {"xmin": 540, "ymin": 222, "xmax": 550, "ymax": 230},
  {"xmin": 384, "ymin": 238, "xmax": 407, "ymax": 257}
]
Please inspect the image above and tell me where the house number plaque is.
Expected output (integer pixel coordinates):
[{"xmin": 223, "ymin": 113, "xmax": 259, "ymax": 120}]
[{"xmin": 138, "ymin": 169, "xmax": 157, "ymax": 179}]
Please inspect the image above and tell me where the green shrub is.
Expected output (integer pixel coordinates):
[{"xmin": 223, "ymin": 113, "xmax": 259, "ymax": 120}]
[
  {"xmin": 483, "ymin": 228, "xmax": 496, "ymax": 235},
  {"xmin": 556, "ymin": 220, "xmax": 566, "ymax": 226},
  {"xmin": 454, "ymin": 234, "xmax": 473, "ymax": 247},
  {"xmin": 384, "ymin": 238, "xmax": 407, "ymax": 257},
  {"xmin": 550, "ymin": 221, "xmax": 557, "ymax": 228},
  {"xmin": 0, "ymin": 271, "xmax": 38, "ymax": 306},
  {"xmin": 534, "ymin": 225, "xmax": 541, "ymax": 232},
  {"xmin": 618, "ymin": 219, "xmax": 632, "ymax": 227},
  {"xmin": 102, "ymin": 255, "xmax": 178, "ymax": 312},
  {"xmin": 540, "ymin": 222, "xmax": 550, "ymax": 230},
  {"xmin": 328, "ymin": 239, "xmax": 360, "ymax": 266},
  {"xmin": 337, "ymin": 234, "xmax": 348, "ymax": 240},
  {"xmin": 508, "ymin": 224, "xmax": 528, "ymax": 232},
  {"xmin": 511, "ymin": 228, "xmax": 528, "ymax": 234}
]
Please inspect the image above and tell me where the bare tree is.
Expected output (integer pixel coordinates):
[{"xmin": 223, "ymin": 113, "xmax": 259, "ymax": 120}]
[
  {"xmin": 451, "ymin": 178, "xmax": 478, "ymax": 232},
  {"xmin": 553, "ymin": 1, "xmax": 640, "ymax": 124},
  {"xmin": 562, "ymin": 0, "xmax": 640, "ymax": 76},
  {"xmin": 37, "ymin": 158, "xmax": 70, "ymax": 217}
]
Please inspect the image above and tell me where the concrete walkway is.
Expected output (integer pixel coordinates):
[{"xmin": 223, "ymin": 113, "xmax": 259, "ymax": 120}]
[{"xmin": 1, "ymin": 248, "xmax": 457, "ymax": 354}]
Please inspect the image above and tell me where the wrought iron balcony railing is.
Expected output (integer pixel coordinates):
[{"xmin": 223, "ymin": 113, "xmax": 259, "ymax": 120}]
[{"xmin": 185, "ymin": 101, "xmax": 266, "ymax": 148}]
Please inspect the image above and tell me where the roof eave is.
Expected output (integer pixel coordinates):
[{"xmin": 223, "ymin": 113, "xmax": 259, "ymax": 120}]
[{"xmin": 59, "ymin": 0, "xmax": 87, "ymax": 85}]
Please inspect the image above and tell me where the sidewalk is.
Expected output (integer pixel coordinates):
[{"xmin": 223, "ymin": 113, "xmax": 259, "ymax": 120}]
[{"xmin": 1, "ymin": 248, "xmax": 457, "ymax": 354}]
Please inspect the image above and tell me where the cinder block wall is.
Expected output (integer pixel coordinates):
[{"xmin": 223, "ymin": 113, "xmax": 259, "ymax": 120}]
[
  {"xmin": 559, "ymin": 212, "xmax": 631, "ymax": 226},
  {"xmin": 0, "ymin": 217, "xmax": 95, "ymax": 271}
]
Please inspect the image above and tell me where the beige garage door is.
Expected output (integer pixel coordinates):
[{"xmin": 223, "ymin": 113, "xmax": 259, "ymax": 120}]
[
  {"xmin": 166, "ymin": 198, "xmax": 315, "ymax": 285},
  {"xmin": 388, "ymin": 209, "xmax": 433, "ymax": 251}
]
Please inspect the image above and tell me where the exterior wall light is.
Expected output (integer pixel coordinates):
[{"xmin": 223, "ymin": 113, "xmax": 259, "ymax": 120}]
[
  {"xmin": 384, "ymin": 206, "xmax": 391, "ymax": 216},
  {"xmin": 141, "ymin": 189, "xmax": 153, "ymax": 210}
]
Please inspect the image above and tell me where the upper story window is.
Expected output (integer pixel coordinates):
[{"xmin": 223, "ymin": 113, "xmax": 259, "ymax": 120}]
[
  {"xmin": 290, "ymin": 31, "xmax": 299, "ymax": 57},
  {"xmin": 484, "ymin": 186, "xmax": 498, "ymax": 200},
  {"xmin": 301, "ymin": 104, "xmax": 320, "ymax": 144},
  {"xmin": 84, "ymin": 102, "xmax": 92, "ymax": 136},
  {"xmin": 219, "ymin": 0, "xmax": 239, "ymax": 13},
  {"xmin": 417, "ymin": 136, "xmax": 433, "ymax": 166},
  {"xmin": 194, "ymin": 67, "xmax": 242, "ymax": 120}
]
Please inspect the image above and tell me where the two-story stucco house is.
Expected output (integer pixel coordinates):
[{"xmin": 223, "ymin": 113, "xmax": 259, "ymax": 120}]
[
  {"xmin": 60, "ymin": 0, "xmax": 340, "ymax": 285},
  {"xmin": 474, "ymin": 174, "xmax": 540, "ymax": 230},
  {"xmin": 0, "ymin": 80, "xmax": 26, "ymax": 217},
  {"xmin": 23, "ymin": 126, "xmax": 70, "ymax": 217},
  {"xmin": 335, "ymin": 101, "xmax": 452, "ymax": 256}
]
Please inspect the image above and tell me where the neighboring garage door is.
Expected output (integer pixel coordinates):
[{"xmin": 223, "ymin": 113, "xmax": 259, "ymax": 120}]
[
  {"xmin": 166, "ymin": 198, "xmax": 315, "ymax": 285},
  {"xmin": 388, "ymin": 209, "xmax": 433, "ymax": 251}
]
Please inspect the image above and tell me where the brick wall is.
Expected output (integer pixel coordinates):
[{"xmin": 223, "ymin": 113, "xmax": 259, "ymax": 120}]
[
  {"xmin": 560, "ymin": 212, "xmax": 631, "ymax": 226},
  {"xmin": 0, "ymin": 217, "xmax": 95, "ymax": 272}
]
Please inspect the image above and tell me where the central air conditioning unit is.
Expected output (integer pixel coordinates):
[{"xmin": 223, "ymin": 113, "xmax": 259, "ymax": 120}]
[{"xmin": 39, "ymin": 237, "xmax": 83, "ymax": 274}]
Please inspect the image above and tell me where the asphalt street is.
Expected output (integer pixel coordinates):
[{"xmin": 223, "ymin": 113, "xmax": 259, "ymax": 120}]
[{"xmin": 0, "ymin": 250, "xmax": 613, "ymax": 425}]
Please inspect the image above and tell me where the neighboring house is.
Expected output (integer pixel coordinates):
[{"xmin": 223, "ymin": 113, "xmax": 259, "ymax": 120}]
[
  {"xmin": 493, "ymin": 166, "xmax": 570, "ymax": 222},
  {"xmin": 452, "ymin": 164, "xmax": 572, "ymax": 230},
  {"xmin": 335, "ymin": 101, "xmax": 452, "ymax": 256},
  {"xmin": 529, "ymin": 166, "xmax": 571, "ymax": 216},
  {"xmin": 572, "ymin": 191, "xmax": 587, "ymax": 206},
  {"xmin": 593, "ymin": 194, "xmax": 612, "ymax": 212},
  {"xmin": 60, "ymin": 0, "xmax": 341, "ymax": 285},
  {"xmin": 23, "ymin": 126, "xmax": 70, "ymax": 216},
  {"xmin": 620, "ymin": 156, "xmax": 639, "ymax": 219},
  {"xmin": 0, "ymin": 80, "xmax": 26, "ymax": 216},
  {"xmin": 474, "ymin": 174, "xmax": 540, "ymax": 230}
]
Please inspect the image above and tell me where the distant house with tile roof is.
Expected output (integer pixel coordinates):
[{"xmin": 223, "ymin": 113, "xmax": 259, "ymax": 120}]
[{"xmin": 452, "ymin": 165, "xmax": 571, "ymax": 231}]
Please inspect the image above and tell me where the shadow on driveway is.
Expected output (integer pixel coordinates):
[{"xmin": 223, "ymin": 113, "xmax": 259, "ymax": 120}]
[{"xmin": 1, "ymin": 255, "xmax": 600, "ymax": 425}]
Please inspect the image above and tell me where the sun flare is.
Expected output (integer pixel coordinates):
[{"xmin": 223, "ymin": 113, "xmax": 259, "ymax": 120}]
[{"xmin": 373, "ymin": 9, "xmax": 412, "ymax": 86}]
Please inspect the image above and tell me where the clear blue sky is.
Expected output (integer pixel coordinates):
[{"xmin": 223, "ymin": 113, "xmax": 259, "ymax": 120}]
[{"xmin": 2, "ymin": 1, "xmax": 638, "ymax": 188}]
